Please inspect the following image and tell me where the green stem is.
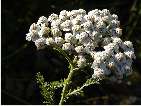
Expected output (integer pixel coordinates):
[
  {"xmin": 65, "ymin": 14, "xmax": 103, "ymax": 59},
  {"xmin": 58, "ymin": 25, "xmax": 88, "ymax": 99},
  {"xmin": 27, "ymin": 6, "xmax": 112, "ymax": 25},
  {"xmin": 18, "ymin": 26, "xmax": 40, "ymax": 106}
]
[
  {"xmin": 59, "ymin": 66, "xmax": 74, "ymax": 105},
  {"xmin": 53, "ymin": 46, "xmax": 75, "ymax": 105},
  {"xmin": 66, "ymin": 77, "xmax": 101, "ymax": 97},
  {"xmin": 53, "ymin": 46, "xmax": 73, "ymax": 68},
  {"xmin": 67, "ymin": 85, "xmax": 85, "ymax": 96}
]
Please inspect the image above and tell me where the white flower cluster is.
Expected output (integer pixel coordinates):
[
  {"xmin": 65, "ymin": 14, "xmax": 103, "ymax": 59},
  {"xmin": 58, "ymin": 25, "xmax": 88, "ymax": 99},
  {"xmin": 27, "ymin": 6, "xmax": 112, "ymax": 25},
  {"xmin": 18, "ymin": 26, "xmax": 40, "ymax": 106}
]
[{"xmin": 26, "ymin": 9, "xmax": 135, "ymax": 81}]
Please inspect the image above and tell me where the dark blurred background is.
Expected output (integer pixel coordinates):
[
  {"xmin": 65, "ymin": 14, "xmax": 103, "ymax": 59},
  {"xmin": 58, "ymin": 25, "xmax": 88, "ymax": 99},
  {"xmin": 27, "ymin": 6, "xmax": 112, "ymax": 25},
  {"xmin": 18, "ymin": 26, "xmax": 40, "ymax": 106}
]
[{"xmin": 2, "ymin": 0, "xmax": 141, "ymax": 105}]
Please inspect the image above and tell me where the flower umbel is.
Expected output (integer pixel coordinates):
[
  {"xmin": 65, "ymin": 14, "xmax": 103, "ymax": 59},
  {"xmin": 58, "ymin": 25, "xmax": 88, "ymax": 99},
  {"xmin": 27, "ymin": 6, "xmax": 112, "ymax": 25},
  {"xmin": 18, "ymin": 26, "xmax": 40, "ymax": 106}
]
[{"xmin": 26, "ymin": 9, "xmax": 136, "ymax": 105}]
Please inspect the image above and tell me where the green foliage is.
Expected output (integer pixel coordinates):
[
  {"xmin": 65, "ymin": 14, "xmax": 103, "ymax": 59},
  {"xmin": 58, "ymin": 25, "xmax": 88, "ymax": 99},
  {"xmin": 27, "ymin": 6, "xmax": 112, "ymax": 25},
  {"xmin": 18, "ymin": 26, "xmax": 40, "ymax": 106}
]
[
  {"xmin": 36, "ymin": 72, "xmax": 64, "ymax": 105},
  {"xmin": 84, "ymin": 77, "xmax": 101, "ymax": 87},
  {"xmin": 64, "ymin": 77, "xmax": 101, "ymax": 102},
  {"xmin": 46, "ymin": 45, "xmax": 102, "ymax": 104},
  {"xmin": 35, "ymin": 46, "xmax": 103, "ymax": 105}
]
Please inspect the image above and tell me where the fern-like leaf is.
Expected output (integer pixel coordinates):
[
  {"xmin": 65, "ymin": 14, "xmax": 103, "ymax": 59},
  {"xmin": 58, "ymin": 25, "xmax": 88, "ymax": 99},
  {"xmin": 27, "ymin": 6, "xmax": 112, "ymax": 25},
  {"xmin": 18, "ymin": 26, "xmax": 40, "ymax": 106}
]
[
  {"xmin": 65, "ymin": 77, "xmax": 102, "ymax": 101},
  {"xmin": 36, "ymin": 72, "xmax": 64, "ymax": 104}
]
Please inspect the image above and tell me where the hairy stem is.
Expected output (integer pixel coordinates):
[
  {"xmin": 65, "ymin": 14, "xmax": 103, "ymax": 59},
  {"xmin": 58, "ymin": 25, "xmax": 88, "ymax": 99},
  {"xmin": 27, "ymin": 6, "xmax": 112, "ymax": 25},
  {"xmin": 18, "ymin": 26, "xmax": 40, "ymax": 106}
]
[
  {"xmin": 59, "ymin": 65, "xmax": 74, "ymax": 105},
  {"xmin": 67, "ymin": 85, "xmax": 85, "ymax": 96},
  {"xmin": 53, "ymin": 46, "xmax": 75, "ymax": 105}
]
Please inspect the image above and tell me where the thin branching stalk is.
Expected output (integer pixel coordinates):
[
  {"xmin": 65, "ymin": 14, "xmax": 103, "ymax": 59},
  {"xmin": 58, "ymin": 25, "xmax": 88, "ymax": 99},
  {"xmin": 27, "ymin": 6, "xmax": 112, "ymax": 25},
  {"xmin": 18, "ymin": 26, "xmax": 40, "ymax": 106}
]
[
  {"xmin": 53, "ymin": 46, "xmax": 75, "ymax": 105},
  {"xmin": 53, "ymin": 45, "xmax": 73, "ymax": 69},
  {"xmin": 59, "ymin": 65, "xmax": 74, "ymax": 105}
]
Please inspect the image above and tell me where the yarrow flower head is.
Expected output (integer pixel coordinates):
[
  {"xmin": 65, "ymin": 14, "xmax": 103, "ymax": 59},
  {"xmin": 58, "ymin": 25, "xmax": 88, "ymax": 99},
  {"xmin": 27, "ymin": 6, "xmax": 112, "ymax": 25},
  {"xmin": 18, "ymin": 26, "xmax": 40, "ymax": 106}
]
[{"xmin": 26, "ymin": 9, "xmax": 135, "ymax": 82}]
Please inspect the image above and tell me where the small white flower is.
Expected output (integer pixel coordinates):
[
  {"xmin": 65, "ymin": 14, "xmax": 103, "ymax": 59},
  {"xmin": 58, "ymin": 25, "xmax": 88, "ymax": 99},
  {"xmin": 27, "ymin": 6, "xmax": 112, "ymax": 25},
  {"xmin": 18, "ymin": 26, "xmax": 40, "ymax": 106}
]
[
  {"xmin": 51, "ymin": 28, "xmax": 62, "ymax": 37},
  {"xmin": 62, "ymin": 43, "xmax": 74, "ymax": 51},
  {"xmin": 69, "ymin": 10, "xmax": 80, "ymax": 19},
  {"xmin": 77, "ymin": 55, "xmax": 86, "ymax": 68},
  {"xmin": 78, "ymin": 32, "xmax": 90, "ymax": 44},
  {"xmin": 64, "ymin": 33, "xmax": 73, "ymax": 41},
  {"xmin": 121, "ymin": 41, "xmax": 134, "ymax": 52},
  {"xmin": 124, "ymin": 41, "xmax": 133, "ymax": 48},
  {"xmin": 51, "ymin": 19, "xmax": 61, "ymax": 28},
  {"xmin": 75, "ymin": 46, "xmax": 84, "ymax": 53},
  {"xmin": 81, "ymin": 21, "xmax": 93, "ymax": 30},
  {"xmin": 91, "ymin": 31, "xmax": 99, "ymax": 39},
  {"xmin": 104, "ymin": 42, "xmax": 119, "ymax": 53},
  {"xmin": 84, "ymin": 15, "xmax": 95, "ymax": 22},
  {"xmin": 110, "ymin": 28, "xmax": 122, "ymax": 36},
  {"xmin": 93, "ymin": 51, "xmax": 110, "ymax": 63},
  {"xmin": 46, "ymin": 37, "xmax": 55, "ymax": 45},
  {"xmin": 101, "ymin": 9, "xmax": 110, "ymax": 16},
  {"xmin": 115, "ymin": 28, "xmax": 122, "ymax": 36},
  {"xmin": 60, "ymin": 10, "xmax": 68, "ymax": 16},
  {"xmin": 92, "ymin": 67, "xmax": 105, "ymax": 78},
  {"xmin": 72, "ymin": 15, "xmax": 85, "ymax": 25},
  {"xmin": 65, "ymin": 33, "xmax": 77, "ymax": 44},
  {"xmin": 88, "ymin": 9, "xmax": 100, "ymax": 16},
  {"xmin": 112, "ymin": 14, "xmax": 118, "ymax": 20},
  {"xmin": 124, "ymin": 50, "xmax": 136, "ymax": 59},
  {"xmin": 110, "ymin": 20, "xmax": 120, "ymax": 28},
  {"xmin": 29, "ymin": 23, "xmax": 40, "ymax": 32},
  {"xmin": 102, "ymin": 16, "xmax": 110, "ymax": 23},
  {"xmin": 59, "ymin": 10, "xmax": 68, "ymax": 21},
  {"xmin": 60, "ymin": 20, "xmax": 72, "ymax": 31},
  {"xmin": 26, "ymin": 33, "xmax": 32, "ymax": 41},
  {"xmin": 112, "ymin": 37, "xmax": 122, "ymax": 44},
  {"xmin": 78, "ymin": 9, "xmax": 86, "ymax": 15},
  {"xmin": 48, "ymin": 13, "xmax": 58, "ymax": 22},
  {"xmin": 38, "ymin": 25, "xmax": 50, "ymax": 37},
  {"xmin": 72, "ymin": 25, "xmax": 81, "ymax": 32},
  {"xmin": 85, "ymin": 42, "xmax": 96, "ymax": 53},
  {"xmin": 37, "ymin": 16, "xmax": 48, "ymax": 26},
  {"xmin": 35, "ymin": 38, "xmax": 46, "ymax": 49},
  {"xmin": 115, "ymin": 52, "xmax": 125, "ymax": 61},
  {"xmin": 26, "ymin": 30, "xmax": 39, "ymax": 42},
  {"xmin": 54, "ymin": 37, "xmax": 64, "ymax": 45}
]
